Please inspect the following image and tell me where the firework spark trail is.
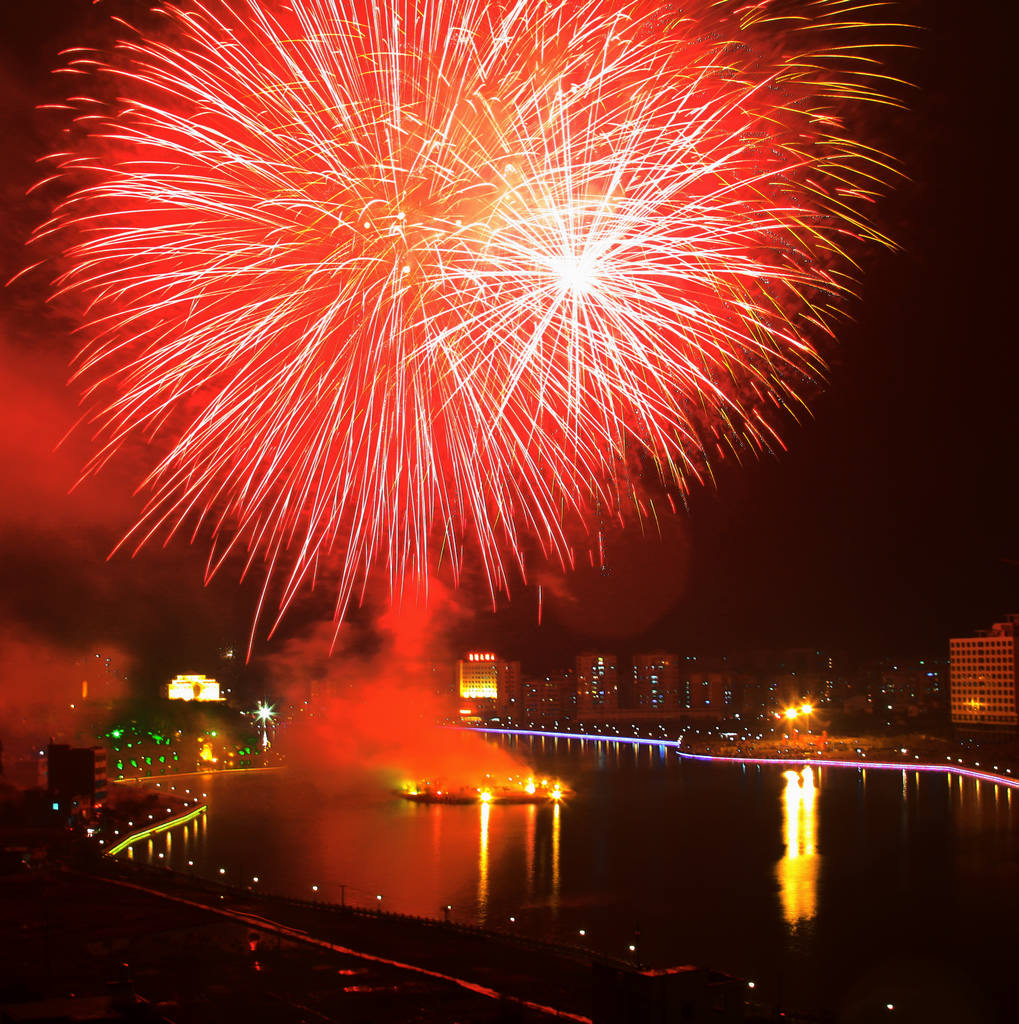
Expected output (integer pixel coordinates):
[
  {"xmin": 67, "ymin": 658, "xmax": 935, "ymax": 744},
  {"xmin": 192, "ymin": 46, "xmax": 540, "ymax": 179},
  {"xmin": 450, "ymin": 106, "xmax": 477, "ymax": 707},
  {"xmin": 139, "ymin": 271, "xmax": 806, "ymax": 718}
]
[{"xmin": 36, "ymin": 0, "xmax": 906, "ymax": 642}]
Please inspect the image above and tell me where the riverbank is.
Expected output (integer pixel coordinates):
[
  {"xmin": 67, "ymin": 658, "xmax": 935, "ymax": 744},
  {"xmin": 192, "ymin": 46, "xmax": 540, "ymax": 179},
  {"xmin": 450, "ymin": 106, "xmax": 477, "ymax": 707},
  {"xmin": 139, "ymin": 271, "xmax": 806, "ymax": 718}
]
[
  {"xmin": 1, "ymin": 861, "xmax": 796, "ymax": 1024},
  {"xmin": 1, "ymin": 866, "xmax": 591, "ymax": 1023},
  {"xmin": 471, "ymin": 726, "xmax": 1019, "ymax": 789}
]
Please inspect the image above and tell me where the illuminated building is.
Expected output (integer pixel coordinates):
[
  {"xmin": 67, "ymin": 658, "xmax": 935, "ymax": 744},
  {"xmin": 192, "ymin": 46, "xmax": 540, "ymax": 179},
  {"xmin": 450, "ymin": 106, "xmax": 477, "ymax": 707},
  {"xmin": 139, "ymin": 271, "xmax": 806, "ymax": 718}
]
[
  {"xmin": 950, "ymin": 616, "xmax": 1019, "ymax": 729},
  {"xmin": 632, "ymin": 652, "xmax": 679, "ymax": 710},
  {"xmin": 458, "ymin": 653, "xmax": 499, "ymax": 699},
  {"xmin": 576, "ymin": 653, "xmax": 619, "ymax": 714},
  {"xmin": 457, "ymin": 653, "xmax": 519, "ymax": 721},
  {"xmin": 678, "ymin": 668, "xmax": 742, "ymax": 715},
  {"xmin": 737, "ymin": 648, "xmax": 843, "ymax": 710},
  {"xmin": 496, "ymin": 659, "xmax": 521, "ymax": 705},
  {"xmin": 458, "ymin": 652, "xmax": 498, "ymax": 699},
  {"xmin": 519, "ymin": 674, "xmax": 575, "ymax": 723},
  {"xmin": 164, "ymin": 674, "xmax": 224, "ymax": 702},
  {"xmin": 860, "ymin": 656, "xmax": 947, "ymax": 719},
  {"xmin": 47, "ymin": 743, "xmax": 107, "ymax": 817}
]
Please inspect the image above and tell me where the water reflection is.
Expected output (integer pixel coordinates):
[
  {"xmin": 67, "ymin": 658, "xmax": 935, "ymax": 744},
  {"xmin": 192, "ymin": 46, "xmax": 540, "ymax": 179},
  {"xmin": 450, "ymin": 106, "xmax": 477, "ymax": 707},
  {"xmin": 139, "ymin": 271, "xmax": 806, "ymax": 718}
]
[
  {"xmin": 478, "ymin": 800, "xmax": 490, "ymax": 922},
  {"xmin": 776, "ymin": 766, "xmax": 819, "ymax": 927},
  {"xmin": 525, "ymin": 803, "xmax": 536, "ymax": 895},
  {"xmin": 551, "ymin": 801, "xmax": 561, "ymax": 910}
]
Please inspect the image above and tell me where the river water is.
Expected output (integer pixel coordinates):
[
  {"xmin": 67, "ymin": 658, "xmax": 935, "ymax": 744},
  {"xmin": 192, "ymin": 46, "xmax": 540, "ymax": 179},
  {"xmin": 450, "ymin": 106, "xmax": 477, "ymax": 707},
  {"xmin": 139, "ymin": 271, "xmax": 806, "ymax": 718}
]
[{"xmin": 126, "ymin": 734, "xmax": 1018, "ymax": 1022}]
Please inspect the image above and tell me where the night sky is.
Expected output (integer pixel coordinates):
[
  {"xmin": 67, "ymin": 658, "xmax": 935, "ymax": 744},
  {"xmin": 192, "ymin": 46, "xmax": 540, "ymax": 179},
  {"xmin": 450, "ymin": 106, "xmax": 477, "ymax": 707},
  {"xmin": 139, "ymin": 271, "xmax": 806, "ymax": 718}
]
[{"xmin": 0, "ymin": 1, "xmax": 1011, "ymax": 690}]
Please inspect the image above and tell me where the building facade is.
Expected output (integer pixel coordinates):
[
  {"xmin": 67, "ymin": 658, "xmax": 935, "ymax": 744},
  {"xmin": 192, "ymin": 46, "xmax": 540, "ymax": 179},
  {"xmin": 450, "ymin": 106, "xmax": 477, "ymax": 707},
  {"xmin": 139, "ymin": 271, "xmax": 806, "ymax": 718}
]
[
  {"xmin": 632, "ymin": 652, "xmax": 679, "ymax": 710},
  {"xmin": 950, "ymin": 616, "xmax": 1019, "ymax": 729},
  {"xmin": 519, "ymin": 674, "xmax": 575, "ymax": 724},
  {"xmin": 47, "ymin": 743, "xmax": 107, "ymax": 818},
  {"xmin": 165, "ymin": 674, "xmax": 223, "ymax": 702},
  {"xmin": 576, "ymin": 653, "xmax": 619, "ymax": 715},
  {"xmin": 458, "ymin": 652, "xmax": 499, "ymax": 699}
]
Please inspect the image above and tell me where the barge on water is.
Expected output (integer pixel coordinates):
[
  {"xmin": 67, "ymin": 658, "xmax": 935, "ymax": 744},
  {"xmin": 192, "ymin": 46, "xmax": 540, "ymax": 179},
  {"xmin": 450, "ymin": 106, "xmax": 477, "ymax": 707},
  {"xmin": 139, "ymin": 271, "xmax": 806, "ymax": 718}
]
[{"xmin": 400, "ymin": 777, "xmax": 567, "ymax": 805}]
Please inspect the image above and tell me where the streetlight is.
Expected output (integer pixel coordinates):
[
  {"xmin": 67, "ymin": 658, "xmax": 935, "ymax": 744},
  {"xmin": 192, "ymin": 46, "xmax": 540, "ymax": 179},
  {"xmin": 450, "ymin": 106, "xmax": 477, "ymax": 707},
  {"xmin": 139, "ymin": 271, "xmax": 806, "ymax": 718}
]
[
  {"xmin": 254, "ymin": 701, "xmax": 276, "ymax": 749},
  {"xmin": 376, "ymin": 894, "xmax": 383, "ymax": 911},
  {"xmin": 443, "ymin": 904, "xmax": 452, "ymax": 923}
]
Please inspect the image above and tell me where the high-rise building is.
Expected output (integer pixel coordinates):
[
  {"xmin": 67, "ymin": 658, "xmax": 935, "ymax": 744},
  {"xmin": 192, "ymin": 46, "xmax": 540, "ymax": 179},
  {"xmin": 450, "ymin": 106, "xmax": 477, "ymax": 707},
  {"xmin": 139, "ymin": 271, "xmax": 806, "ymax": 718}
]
[
  {"xmin": 457, "ymin": 652, "xmax": 499, "ymax": 699},
  {"xmin": 632, "ymin": 652, "xmax": 679, "ymax": 710},
  {"xmin": 456, "ymin": 653, "xmax": 520, "ymax": 721},
  {"xmin": 518, "ymin": 674, "xmax": 575, "ymax": 724},
  {"xmin": 950, "ymin": 616, "xmax": 1019, "ymax": 729},
  {"xmin": 576, "ymin": 653, "xmax": 619, "ymax": 714},
  {"xmin": 47, "ymin": 743, "xmax": 107, "ymax": 817},
  {"xmin": 737, "ymin": 648, "xmax": 843, "ymax": 706},
  {"xmin": 492, "ymin": 660, "xmax": 522, "ymax": 719}
]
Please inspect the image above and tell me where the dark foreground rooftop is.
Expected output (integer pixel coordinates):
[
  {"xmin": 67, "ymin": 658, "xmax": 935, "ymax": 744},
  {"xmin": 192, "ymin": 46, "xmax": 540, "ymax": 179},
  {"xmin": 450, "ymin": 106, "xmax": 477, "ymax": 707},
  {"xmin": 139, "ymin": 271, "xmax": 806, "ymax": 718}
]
[
  {"xmin": 2, "ymin": 862, "xmax": 794, "ymax": 1024},
  {"xmin": 1, "ymin": 868, "xmax": 589, "ymax": 1024}
]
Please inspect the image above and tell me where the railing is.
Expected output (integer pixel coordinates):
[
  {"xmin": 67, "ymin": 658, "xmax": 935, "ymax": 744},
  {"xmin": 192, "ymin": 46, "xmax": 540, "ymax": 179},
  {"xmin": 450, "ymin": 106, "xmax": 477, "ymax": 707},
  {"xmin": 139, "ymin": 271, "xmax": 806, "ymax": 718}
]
[
  {"xmin": 102, "ymin": 803, "xmax": 207, "ymax": 857},
  {"xmin": 96, "ymin": 856, "xmax": 630, "ymax": 969}
]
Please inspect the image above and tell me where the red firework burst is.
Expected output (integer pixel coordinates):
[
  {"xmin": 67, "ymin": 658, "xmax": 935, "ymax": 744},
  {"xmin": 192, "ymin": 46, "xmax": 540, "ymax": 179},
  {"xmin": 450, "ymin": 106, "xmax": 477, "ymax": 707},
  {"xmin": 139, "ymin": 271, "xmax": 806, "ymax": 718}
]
[{"xmin": 34, "ymin": 0, "xmax": 906, "ymax": 639}]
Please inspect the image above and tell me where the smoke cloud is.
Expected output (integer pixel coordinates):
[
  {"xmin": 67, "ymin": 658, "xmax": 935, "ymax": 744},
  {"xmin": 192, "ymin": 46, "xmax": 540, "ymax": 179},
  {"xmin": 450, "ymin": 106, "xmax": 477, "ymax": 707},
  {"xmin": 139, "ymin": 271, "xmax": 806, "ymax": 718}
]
[
  {"xmin": 264, "ymin": 591, "xmax": 528, "ymax": 791},
  {"xmin": 0, "ymin": 628, "xmax": 133, "ymax": 756}
]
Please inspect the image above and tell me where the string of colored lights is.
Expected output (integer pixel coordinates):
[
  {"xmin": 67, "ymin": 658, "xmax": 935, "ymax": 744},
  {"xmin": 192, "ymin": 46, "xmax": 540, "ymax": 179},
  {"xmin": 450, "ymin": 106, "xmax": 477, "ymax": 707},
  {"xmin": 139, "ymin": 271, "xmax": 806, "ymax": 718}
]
[
  {"xmin": 115, "ymin": 766, "xmax": 283, "ymax": 784},
  {"xmin": 103, "ymin": 803, "xmax": 207, "ymax": 857},
  {"xmin": 466, "ymin": 727, "xmax": 1019, "ymax": 790}
]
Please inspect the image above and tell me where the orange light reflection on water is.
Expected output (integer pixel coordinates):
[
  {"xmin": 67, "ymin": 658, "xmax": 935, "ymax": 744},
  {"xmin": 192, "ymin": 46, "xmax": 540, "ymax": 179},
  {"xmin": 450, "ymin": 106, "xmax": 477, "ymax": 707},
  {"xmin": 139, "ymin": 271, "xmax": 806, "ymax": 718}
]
[
  {"xmin": 551, "ymin": 800, "xmax": 561, "ymax": 911},
  {"xmin": 525, "ymin": 803, "xmax": 536, "ymax": 895},
  {"xmin": 478, "ymin": 799, "xmax": 490, "ymax": 924},
  {"xmin": 776, "ymin": 766, "xmax": 819, "ymax": 927}
]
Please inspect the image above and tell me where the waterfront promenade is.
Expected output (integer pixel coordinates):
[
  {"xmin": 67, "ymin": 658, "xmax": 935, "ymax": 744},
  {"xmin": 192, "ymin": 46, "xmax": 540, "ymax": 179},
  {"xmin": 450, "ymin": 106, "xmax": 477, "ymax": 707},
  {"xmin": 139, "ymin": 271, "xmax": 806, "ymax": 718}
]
[
  {"xmin": 469, "ymin": 726, "xmax": 1019, "ymax": 790},
  {"xmin": 1, "ymin": 864, "xmax": 596, "ymax": 1023}
]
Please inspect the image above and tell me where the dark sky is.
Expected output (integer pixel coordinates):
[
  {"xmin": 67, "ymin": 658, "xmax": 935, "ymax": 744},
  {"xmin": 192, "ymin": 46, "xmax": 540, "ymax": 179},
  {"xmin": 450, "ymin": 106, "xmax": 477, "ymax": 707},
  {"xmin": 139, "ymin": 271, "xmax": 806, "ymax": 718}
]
[{"xmin": 0, "ymin": 1, "xmax": 1012, "ymax": 689}]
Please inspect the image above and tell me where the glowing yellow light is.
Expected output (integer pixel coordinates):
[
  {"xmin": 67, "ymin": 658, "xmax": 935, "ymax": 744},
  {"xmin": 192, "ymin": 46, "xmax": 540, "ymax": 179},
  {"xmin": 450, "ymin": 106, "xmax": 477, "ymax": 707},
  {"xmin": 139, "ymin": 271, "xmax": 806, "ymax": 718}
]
[
  {"xmin": 167, "ymin": 674, "xmax": 222, "ymax": 701},
  {"xmin": 525, "ymin": 779, "xmax": 536, "ymax": 795},
  {"xmin": 800, "ymin": 703, "xmax": 813, "ymax": 715},
  {"xmin": 478, "ymin": 799, "xmax": 490, "ymax": 922},
  {"xmin": 551, "ymin": 800, "xmax": 561, "ymax": 907},
  {"xmin": 784, "ymin": 707, "xmax": 799, "ymax": 720},
  {"xmin": 777, "ymin": 766, "xmax": 819, "ymax": 926},
  {"xmin": 479, "ymin": 790, "xmax": 492, "ymax": 803},
  {"xmin": 104, "ymin": 804, "xmax": 207, "ymax": 858}
]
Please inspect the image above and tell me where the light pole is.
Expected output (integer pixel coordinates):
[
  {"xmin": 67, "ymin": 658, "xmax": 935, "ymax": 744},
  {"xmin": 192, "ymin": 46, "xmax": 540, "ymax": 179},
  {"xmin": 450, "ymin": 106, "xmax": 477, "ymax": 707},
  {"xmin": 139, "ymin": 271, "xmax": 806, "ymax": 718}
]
[
  {"xmin": 442, "ymin": 904, "xmax": 452, "ymax": 923},
  {"xmin": 254, "ymin": 701, "xmax": 276, "ymax": 749}
]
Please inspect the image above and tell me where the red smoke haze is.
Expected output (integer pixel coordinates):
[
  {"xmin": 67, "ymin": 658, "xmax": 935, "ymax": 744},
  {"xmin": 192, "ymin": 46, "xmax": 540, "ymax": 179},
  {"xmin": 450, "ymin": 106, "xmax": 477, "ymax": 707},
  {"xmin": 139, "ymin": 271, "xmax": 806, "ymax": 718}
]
[{"xmin": 265, "ymin": 594, "xmax": 529, "ymax": 790}]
